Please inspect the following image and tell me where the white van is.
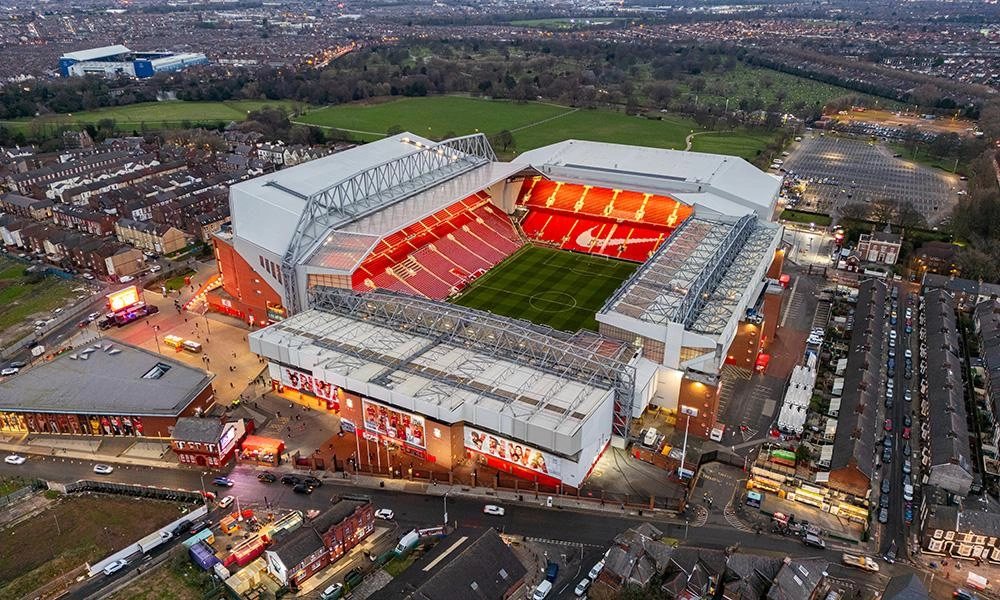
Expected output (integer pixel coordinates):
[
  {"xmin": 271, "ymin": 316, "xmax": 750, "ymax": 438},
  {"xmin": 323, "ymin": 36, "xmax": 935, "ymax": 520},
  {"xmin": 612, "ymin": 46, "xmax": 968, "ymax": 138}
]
[{"xmin": 532, "ymin": 580, "xmax": 553, "ymax": 600}]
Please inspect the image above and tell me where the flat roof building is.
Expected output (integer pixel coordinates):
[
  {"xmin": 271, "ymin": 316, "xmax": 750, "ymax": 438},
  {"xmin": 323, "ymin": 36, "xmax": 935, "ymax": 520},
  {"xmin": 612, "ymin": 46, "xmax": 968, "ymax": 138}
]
[{"xmin": 0, "ymin": 340, "xmax": 215, "ymax": 438}]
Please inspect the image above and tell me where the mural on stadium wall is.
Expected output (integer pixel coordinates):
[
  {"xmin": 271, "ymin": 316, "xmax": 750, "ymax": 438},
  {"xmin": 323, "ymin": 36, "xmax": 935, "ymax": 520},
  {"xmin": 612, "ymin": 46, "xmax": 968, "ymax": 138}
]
[
  {"xmin": 464, "ymin": 426, "xmax": 561, "ymax": 479},
  {"xmin": 361, "ymin": 398, "xmax": 426, "ymax": 449},
  {"xmin": 279, "ymin": 367, "xmax": 344, "ymax": 409},
  {"xmin": 0, "ymin": 412, "xmax": 144, "ymax": 436}
]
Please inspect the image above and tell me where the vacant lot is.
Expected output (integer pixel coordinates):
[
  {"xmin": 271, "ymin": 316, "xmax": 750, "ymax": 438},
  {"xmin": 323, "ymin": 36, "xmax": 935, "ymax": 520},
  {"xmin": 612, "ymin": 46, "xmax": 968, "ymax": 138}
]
[
  {"xmin": 452, "ymin": 246, "xmax": 637, "ymax": 332},
  {"xmin": 0, "ymin": 495, "xmax": 185, "ymax": 599},
  {"xmin": 106, "ymin": 555, "xmax": 212, "ymax": 600},
  {"xmin": 0, "ymin": 260, "xmax": 79, "ymax": 347}
]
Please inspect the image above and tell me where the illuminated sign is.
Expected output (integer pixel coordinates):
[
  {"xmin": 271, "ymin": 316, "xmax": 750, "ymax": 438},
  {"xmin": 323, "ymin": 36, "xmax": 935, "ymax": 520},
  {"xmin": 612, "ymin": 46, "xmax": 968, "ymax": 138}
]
[
  {"xmin": 266, "ymin": 302, "xmax": 287, "ymax": 322},
  {"xmin": 362, "ymin": 398, "xmax": 426, "ymax": 449},
  {"xmin": 219, "ymin": 423, "xmax": 238, "ymax": 457},
  {"xmin": 107, "ymin": 285, "xmax": 140, "ymax": 312},
  {"xmin": 279, "ymin": 368, "xmax": 341, "ymax": 403},
  {"xmin": 464, "ymin": 426, "xmax": 561, "ymax": 479}
]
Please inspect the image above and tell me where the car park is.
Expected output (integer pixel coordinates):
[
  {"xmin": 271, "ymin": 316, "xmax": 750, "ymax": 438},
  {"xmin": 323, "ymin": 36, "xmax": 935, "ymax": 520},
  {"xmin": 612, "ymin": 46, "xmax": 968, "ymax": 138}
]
[
  {"xmin": 257, "ymin": 472, "xmax": 276, "ymax": 483},
  {"xmin": 374, "ymin": 508, "xmax": 395, "ymax": 520},
  {"xmin": 218, "ymin": 495, "xmax": 235, "ymax": 508},
  {"xmin": 483, "ymin": 504, "xmax": 505, "ymax": 516},
  {"xmin": 4, "ymin": 454, "xmax": 26, "ymax": 465},
  {"xmin": 93, "ymin": 463, "xmax": 114, "ymax": 474},
  {"xmin": 213, "ymin": 476, "xmax": 234, "ymax": 487}
]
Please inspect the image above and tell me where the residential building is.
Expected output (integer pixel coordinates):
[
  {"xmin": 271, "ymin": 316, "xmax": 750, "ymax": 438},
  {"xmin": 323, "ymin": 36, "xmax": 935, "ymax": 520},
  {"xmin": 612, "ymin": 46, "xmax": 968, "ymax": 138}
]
[
  {"xmin": 52, "ymin": 204, "xmax": 117, "ymax": 236},
  {"xmin": 827, "ymin": 279, "xmax": 886, "ymax": 497},
  {"xmin": 912, "ymin": 241, "xmax": 959, "ymax": 276},
  {"xmin": 115, "ymin": 218, "xmax": 188, "ymax": 254},
  {"xmin": 922, "ymin": 289, "xmax": 973, "ymax": 496},
  {"xmin": 264, "ymin": 499, "xmax": 374, "ymax": 590},
  {"xmin": 856, "ymin": 230, "xmax": 902, "ymax": 265},
  {"xmin": 974, "ymin": 299, "xmax": 1000, "ymax": 450},
  {"xmin": 881, "ymin": 573, "xmax": 930, "ymax": 600},
  {"xmin": 0, "ymin": 193, "xmax": 54, "ymax": 220},
  {"xmin": 170, "ymin": 417, "xmax": 247, "ymax": 469},
  {"xmin": 370, "ymin": 528, "xmax": 528, "ymax": 600},
  {"xmin": 104, "ymin": 246, "xmax": 146, "ymax": 278}
]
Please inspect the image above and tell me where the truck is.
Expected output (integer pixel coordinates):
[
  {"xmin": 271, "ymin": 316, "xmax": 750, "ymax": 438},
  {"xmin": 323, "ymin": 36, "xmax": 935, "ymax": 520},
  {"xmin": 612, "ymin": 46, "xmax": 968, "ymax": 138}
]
[
  {"xmin": 841, "ymin": 553, "xmax": 880, "ymax": 572},
  {"xmin": 138, "ymin": 530, "xmax": 173, "ymax": 554}
]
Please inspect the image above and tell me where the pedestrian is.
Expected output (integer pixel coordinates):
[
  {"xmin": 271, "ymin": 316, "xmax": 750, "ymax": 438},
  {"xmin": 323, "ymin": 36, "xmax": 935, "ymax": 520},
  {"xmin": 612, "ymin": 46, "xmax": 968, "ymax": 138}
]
[
  {"xmin": 184, "ymin": 317, "xmax": 188, "ymax": 322},
  {"xmin": 230, "ymin": 382, "xmax": 234, "ymax": 388},
  {"xmin": 195, "ymin": 322, "xmax": 199, "ymax": 329},
  {"xmin": 206, "ymin": 338, "xmax": 209, "ymax": 344}
]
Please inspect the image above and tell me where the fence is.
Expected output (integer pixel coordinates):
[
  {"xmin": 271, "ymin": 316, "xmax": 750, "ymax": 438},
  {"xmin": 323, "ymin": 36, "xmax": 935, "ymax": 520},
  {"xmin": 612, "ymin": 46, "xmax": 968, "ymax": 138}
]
[
  {"xmin": 63, "ymin": 479, "xmax": 205, "ymax": 504},
  {"xmin": 0, "ymin": 479, "xmax": 45, "ymax": 509}
]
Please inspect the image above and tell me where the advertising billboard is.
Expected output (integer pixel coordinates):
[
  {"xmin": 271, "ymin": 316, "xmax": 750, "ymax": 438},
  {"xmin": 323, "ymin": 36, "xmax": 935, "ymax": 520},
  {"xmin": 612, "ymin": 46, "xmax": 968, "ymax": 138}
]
[
  {"xmin": 279, "ymin": 367, "xmax": 341, "ymax": 405},
  {"xmin": 362, "ymin": 399, "xmax": 426, "ymax": 449},
  {"xmin": 107, "ymin": 285, "xmax": 140, "ymax": 312},
  {"xmin": 464, "ymin": 426, "xmax": 561, "ymax": 480}
]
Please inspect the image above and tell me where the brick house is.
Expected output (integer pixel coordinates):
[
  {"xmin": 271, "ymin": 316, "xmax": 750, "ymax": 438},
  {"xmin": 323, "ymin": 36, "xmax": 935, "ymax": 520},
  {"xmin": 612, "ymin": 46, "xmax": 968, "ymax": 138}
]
[
  {"xmin": 115, "ymin": 218, "xmax": 188, "ymax": 254},
  {"xmin": 170, "ymin": 417, "xmax": 248, "ymax": 469}
]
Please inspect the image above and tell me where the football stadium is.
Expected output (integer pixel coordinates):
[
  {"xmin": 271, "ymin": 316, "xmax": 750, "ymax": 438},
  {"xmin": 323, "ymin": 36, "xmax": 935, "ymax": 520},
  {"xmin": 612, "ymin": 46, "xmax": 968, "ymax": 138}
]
[{"xmin": 212, "ymin": 132, "xmax": 785, "ymax": 488}]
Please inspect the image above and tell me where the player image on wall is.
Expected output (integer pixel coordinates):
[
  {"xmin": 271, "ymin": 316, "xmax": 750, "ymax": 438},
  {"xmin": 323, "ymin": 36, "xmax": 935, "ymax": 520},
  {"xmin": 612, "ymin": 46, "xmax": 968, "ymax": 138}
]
[
  {"xmin": 361, "ymin": 398, "xmax": 426, "ymax": 448},
  {"xmin": 464, "ymin": 426, "xmax": 561, "ymax": 479}
]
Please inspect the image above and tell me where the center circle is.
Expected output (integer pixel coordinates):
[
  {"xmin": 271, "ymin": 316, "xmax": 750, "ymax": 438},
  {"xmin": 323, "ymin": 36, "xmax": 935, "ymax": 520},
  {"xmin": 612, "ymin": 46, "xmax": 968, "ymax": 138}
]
[{"xmin": 529, "ymin": 291, "xmax": 577, "ymax": 313}]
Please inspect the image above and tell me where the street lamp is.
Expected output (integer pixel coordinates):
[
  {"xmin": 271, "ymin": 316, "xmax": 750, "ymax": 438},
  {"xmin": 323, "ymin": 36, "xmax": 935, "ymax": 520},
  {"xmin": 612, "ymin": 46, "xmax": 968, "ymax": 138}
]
[
  {"xmin": 199, "ymin": 471, "xmax": 208, "ymax": 508},
  {"xmin": 152, "ymin": 325, "xmax": 161, "ymax": 354},
  {"xmin": 443, "ymin": 492, "xmax": 449, "ymax": 528}
]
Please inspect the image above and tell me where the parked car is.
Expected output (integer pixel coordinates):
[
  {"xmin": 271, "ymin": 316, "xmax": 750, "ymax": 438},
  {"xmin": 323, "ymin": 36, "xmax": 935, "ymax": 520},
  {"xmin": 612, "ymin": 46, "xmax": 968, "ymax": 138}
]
[
  {"xmin": 218, "ymin": 496, "xmax": 235, "ymax": 509},
  {"xmin": 588, "ymin": 559, "xmax": 605, "ymax": 580},
  {"xmin": 281, "ymin": 475, "xmax": 303, "ymax": 486},
  {"xmin": 103, "ymin": 559, "xmax": 129, "ymax": 576},
  {"xmin": 881, "ymin": 478, "xmax": 890, "ymax": 494},
  {"xmin": 8, "ymin": 361, "xmax": 25, "ymax": 369},
  {"xmin": 575, "ymin": 578, "xmax": 591, "ymax": 597},
  {"xmin": 878, "ymin": 507, "xmax": 889, "ymax": 524},
  {"xmin": 149, "ymin": 265, "xmax": 162, "ymax": 273},
  {"xmin": 884, "ymin": 419, "xmax": 893, "ymax": 432},
  {"xmin": 879, "ymin": 493, "xmax": 890, "ymax": 508},
  {"xmin": 320, "ymin": 583, "xmax": 344, "ymax": 600},
  {"xmin": 93, "ymin": 463, "xmax": 114, "ymax": 474},
  {"xmin": 803, "ymin": 534, "xmax": 825, "ymax": 548},
  {"xmin": 374, "ymin": 508, "xmax": 395, "ymax": 520},
  {"xmin": 0, "ymin": 367, "xmax": 18, "ymax": 376},
  {"xmin": 4, "ymin": 454, "xmax": 26, "ymax": 465},
  {"xmin": 483, "ymin": 504, "xmax": 505, "ymax": 516},
  {"xmin": 545, "ymin": 561, "xmax": 559, "ymax": 582},
  {"xmin": 293, "ymin": 483, "xmax": 315, "ymax": 494},
  {"xmin": 119, "ymin": 275, "xmax": 135, "ymax": 283},
  {"xmin": 213, "ymin": 476, "xmax": 234, "ymax": 487},
  {"xmin": 302, "ymin": 475, "xmax": 322, "ymax": 487},
  {"xmin": 257, "ymin": 472, "xmax": 277, "ymax": 483},
  {"xmin": 188, "ymin": 520, "xmax": 213, "ymax": 535},
  {"xmin": 902, "ymin": 459, "xmax": 912, "ymax": 474},
  {"xmin": 954, "ymin": 589, "xmax": 979, "ymax": 600}
]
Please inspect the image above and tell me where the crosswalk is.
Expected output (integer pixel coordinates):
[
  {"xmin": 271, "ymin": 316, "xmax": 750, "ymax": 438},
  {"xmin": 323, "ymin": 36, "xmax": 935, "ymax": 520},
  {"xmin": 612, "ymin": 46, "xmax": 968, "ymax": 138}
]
[{"xmin": 724, "ymin": 502, "xmax": 755, "ymax": 532}]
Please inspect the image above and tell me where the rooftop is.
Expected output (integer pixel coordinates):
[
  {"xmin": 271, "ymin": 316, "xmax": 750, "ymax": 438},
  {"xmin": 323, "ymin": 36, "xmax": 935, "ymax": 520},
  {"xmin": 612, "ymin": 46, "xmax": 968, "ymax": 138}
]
[
  {"xmin": 599, "ymin": 215, "xmax": 780, "ymax": 334},
  {"xmin": 512, "ymin": 139, "xmax": 780, "ymax": 218},
  {"xmin": 171, "ymin": 417, "xmax": 224, "ymax": 443},
  {"xmin": 61, "ymin": 45, "xmax": 133, "ymax": 62},
  {"xmin": 0, "ymin": 341, "xmax": 214, "ymax": 416},
  {"xmin": 249, "ymin": 288, "xmax": 633, "ymax": 458},
  {"xmin": 369, "ymin": 528, "xmax": 527, "ymax": 600}
]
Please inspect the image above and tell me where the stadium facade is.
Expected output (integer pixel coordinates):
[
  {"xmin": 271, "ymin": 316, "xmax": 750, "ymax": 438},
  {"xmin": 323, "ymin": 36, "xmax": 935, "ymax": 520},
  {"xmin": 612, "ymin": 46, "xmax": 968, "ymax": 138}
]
[
  {"xmin": 59, "ymin": 45, "xmax": 208, "ymax": 78},
  {"xmin": 219, "ymin": 133, "xmax": 785, "ymax": 487}
]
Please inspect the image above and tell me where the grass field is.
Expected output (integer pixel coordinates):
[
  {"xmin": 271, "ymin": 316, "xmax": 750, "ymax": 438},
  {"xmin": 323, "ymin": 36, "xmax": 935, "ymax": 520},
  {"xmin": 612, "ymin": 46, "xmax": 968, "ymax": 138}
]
[
  {"xmin": 0, "ymin": 496, "xmax": 185, "ymax": 599},
  {"xmin": 689, "ymin": 130, "xmax": 774, "ymax": 159},
  {"xmin": 106, "ymin": 554, "xmax": 211, "ymax": 600},
  {"xmin": 296, "ymin": 96, "xmax": 571, "ymax": 138},
  {"xmin": 452, "ymin": 246, "xmax": 637, "ymax": 332},
  {"xmin": 0, "ymin": 259, "xmax": 78, "ymax": 347},
  {"xmin": 4, "ymin": 99, "xmax": 297, "ymax": 133}
]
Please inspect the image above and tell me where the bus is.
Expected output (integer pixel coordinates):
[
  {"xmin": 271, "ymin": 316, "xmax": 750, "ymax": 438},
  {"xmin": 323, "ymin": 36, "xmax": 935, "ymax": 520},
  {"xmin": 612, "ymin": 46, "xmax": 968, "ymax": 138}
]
[{"xmin": 163, "ymin": 335, "xmax": 185, "ymax": 350}]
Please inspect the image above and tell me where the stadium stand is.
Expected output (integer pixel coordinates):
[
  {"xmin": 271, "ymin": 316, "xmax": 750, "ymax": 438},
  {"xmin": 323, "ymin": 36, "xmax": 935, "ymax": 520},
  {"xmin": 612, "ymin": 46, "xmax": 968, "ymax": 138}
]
[
  {"xmin": 353, "ymin": 195, "xmax": 523, "ymax": 299},
  {"xmin": 516, "ymin": 177, "xmax": 692, "ymax": 262}
]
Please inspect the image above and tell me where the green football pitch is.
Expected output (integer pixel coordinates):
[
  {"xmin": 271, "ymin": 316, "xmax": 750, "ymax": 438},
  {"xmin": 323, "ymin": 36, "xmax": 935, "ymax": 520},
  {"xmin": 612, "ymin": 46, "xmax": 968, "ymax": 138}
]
[{"xmin": 451, "ymin": 246, "xmax": 638, "ymax": 332}]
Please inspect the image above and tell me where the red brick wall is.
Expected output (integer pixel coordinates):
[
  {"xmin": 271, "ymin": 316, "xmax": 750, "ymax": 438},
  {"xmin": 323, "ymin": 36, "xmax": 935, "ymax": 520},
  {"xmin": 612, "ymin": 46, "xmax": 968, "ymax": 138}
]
[
  {"xmin": 211, "ymin": 235, "xmax": 282, "ymax": 323},
  {"xmin": 677, "ymin": 378, "xmax": 719, "ymax": 439}
]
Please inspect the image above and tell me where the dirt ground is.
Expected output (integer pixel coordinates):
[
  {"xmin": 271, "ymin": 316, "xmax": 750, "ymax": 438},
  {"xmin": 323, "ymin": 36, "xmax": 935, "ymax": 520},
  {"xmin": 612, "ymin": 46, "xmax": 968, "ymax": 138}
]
[
  {"xmin": 0, "ymin": 494, "xmax": 188, "ymax": 599},
  {"xmin": 106, "ymin": 557, "xmax": 211, "ymax": 600}
]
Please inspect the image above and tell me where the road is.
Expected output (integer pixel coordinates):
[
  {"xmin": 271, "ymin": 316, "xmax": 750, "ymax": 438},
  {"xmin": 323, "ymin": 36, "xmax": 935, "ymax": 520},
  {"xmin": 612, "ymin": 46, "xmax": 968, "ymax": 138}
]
[{"xmin": 2, "ymin": 458, "xmax": 917, "ymax": 599}]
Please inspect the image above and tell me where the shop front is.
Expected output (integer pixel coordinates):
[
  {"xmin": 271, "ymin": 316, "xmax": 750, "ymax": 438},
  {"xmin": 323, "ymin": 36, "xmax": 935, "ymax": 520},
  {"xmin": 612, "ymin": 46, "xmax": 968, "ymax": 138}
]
[
  {"xmin": 0, "ymin": 410, "xmax": 172, "ymax": 437},
  {"xmin": 239, "ymin": 435, "xmax": 286, "ymax": 466}
]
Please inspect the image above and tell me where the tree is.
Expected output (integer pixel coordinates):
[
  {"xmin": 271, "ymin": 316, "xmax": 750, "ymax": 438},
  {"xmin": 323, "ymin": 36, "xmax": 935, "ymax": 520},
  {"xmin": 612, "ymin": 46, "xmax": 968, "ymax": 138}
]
[
  {"xmin": 386, "ymin": 124, "xmax": 404, "ymax": 136},
  {"xmin": 491, "ymin": 130, "xmax": 514, "ymax": 152},
  {"xmin": 895, "ymin": 201, "xmax": 926, "ymax": 229},
  {"xmin": 838, "ymin": 202, "xmax": 869, "ymax": 221}
]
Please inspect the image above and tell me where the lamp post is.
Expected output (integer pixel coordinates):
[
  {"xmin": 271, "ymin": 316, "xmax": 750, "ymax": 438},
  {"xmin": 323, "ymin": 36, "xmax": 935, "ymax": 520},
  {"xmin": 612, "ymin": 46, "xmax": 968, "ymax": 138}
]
[
  {"xmin": 152, "ymin": 325, "xmax": 161, "ymax": 354},
  {"xmin": 443, "ymin": 492, "xmax": 449, "ymax": 528},
  {"xmin": 199, "ymin": 471, "xmax": 208, "ymax": 508}
]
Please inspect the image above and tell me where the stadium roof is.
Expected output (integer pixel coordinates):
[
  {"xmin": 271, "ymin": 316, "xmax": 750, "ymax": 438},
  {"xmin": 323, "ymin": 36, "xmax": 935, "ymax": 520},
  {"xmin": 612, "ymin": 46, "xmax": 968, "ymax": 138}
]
[
  {"xmin": 61, "ymin": 45, "xmax": 133, "ymax": 61},
  {"xmin": 599, "ymin": 215, "xmax": 780, "ymax": 335},
  {"xmin": 0, "ymin": 341, "xmax": 214, "ymax": 416},
  {"xmin": 230, "ymin": 133, "xmax": 435, "ymax": 257},
  {"xmin": 512, "ymin": 140, "xmax": 780, "ymax": 219},
  {"xmin": 249, "ymin": 288, "xmax": 635, "ymax": 456},
  {"xmin": 307, "ymin": 161, "xmax": 523, "ymax": 272}
]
